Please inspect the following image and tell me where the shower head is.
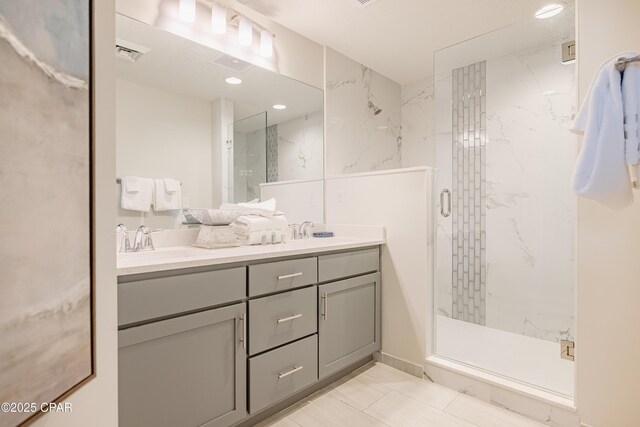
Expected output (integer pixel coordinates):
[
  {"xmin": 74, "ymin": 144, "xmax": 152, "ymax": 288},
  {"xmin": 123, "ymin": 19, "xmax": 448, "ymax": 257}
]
[{"xmin": 368, "ymin": 101, "xmax": 382, "ymax": 115}]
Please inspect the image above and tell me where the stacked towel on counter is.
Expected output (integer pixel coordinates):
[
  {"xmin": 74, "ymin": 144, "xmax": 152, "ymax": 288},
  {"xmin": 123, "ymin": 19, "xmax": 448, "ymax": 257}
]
[
  {"xmin": 120, "ymin": 176, "xmax": 154, "ymax": 212},
  {"xmin": 571, "ymin": 52, "xmax": 640, "ymax": 210},
  {"xmin": 221, "ymin": 198, "xmax": 279, "ymax": 217},
  {"xmin": 183, "ymin": 208, "xmax": 243, "ymax": 225},
  {"xmin": 231, "ymin": 214, "xmax": 288, "ymax": 245},
  {"xmin": 193, "ymin": 225, "xmax": 238, "ymax": 249},
  {"xmin": 154, "ymin": 178, "xmax": 182, "ymax": 211}
]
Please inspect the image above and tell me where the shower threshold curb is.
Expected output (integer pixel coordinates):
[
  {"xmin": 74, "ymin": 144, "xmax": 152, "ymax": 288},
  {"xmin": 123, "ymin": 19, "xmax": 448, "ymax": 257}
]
[{"xmin": 425, "ymin": 355, "xmax": 576, "ymax": 410}]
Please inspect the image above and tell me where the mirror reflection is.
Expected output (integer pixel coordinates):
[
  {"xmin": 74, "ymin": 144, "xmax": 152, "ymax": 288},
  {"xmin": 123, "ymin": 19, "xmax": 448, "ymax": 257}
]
[{"xmin": 115, "ymin": 13, "xmax": 324, "ymax": 229}]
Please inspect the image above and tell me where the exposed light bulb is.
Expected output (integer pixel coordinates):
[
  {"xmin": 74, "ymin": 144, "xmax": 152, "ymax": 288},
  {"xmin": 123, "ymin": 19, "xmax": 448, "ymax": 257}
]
[
  {"xmin": 535, "ymin": 3, "xmax": 564, "ymax": 19},
  {"xmin": 260, "ymin": 30, "xmax": 273, "ymax": 57},
  {"xmin": 238, "ymin": 16, "xmax": 253, "ymax": 46},
  {"xmin": 179, "ymin": 0, "xmax": 196, "ymax": 22},
  {"xmin": 272, "ymin": 104, "xmax": 286, "ymax": 110},
  {"xmin": 211, "ymin": 4, "xmax": 227, "ymax": 34}
]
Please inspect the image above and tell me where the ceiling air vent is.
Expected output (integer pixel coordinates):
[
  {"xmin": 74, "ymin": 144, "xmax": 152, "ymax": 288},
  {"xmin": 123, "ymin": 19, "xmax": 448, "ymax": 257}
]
[
  {"xmin": 207, "ymin": 53, "xmax": 253, "ymax": 73},
  {"xmin": 350, "ymin": 0, "xmax": 383, "ymax": 7},
  {"xmin": 115, "ymin": 38, "xmax": 150, "ymax": 63}
]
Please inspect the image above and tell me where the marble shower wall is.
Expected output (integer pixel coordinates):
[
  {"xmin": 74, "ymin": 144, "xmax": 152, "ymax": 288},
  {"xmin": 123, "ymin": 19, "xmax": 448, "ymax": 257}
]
[
  {"xmin": 277, "ymin": 110, "xmax": 324, "ymax": 182},
  {"xmin": 401, "ymin": 76, "xmax": 435, "ymax": 167},
  {"xmin": 435, "ymin": 41, "xmax": 576, "ymax": 343},
  {"xmin": 325, "ymin": 48, "xmax": 402, "ymax": 176}
]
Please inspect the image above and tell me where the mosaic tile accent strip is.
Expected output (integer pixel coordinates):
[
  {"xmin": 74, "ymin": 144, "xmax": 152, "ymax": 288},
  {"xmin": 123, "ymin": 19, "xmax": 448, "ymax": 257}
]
[
  {"xmin": 451, "ymin": 61, "xmax": 487, "ymax": 325},
  {"xmin": 266, "ymin": 124, "xmax": 278, "ymax": 182}
]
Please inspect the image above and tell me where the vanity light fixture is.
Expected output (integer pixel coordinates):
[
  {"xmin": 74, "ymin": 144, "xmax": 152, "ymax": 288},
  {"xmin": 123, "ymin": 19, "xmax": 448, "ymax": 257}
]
[
  {"xmin": 272, "ymin": 104, "xmax": 287, "ymax": 110},
  {"xmin": 535, "ymin": 3, "xmax": 564, "ymax": 19},
  {"xmin": 225, "ymin": 77, "xmax": 242, "ymax": 85},
  {"xmin": 211, "ymin": 4, "xmax": 227, "ymax": 34},
  {"xmin": 179, "ymin": 0, "xmax": 196, "ymax": 22},
  {"xmin": 238, "ymin": 16, "xmax": 253, "ymax": 46},
  {"xmin": 260, "ymin": 30, "xmax": 273, "ymax": 57}
]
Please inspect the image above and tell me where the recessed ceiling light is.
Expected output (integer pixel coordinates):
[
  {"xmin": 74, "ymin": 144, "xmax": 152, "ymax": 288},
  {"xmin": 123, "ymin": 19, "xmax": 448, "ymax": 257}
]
[
  {"xmin": 225, "ymin": 77, "xmax": 242, "ymax": 85},
  {"xmin": 272, "ymin": 104, "xmax": 286, "ymax": 110},
  {"xmin": 535, "ymin": 3, "xmax": 564, "ymax": 19}
]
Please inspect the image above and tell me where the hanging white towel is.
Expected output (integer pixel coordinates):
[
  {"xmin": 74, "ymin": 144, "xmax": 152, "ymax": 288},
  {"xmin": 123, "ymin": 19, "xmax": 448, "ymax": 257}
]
[
  {"xmin": 120, "ymin": 176, "xmax": 154, "ymax": 212},
  {"xmin": 621, "ymin": 57, "xmax": 640, "ymax": 187},
  {"xmin": 154, "ymin": 178, "xmax": 182, "ymax": 211},
  {"xmin": 570, "ymin": 53, "xmax": 634, "ymax": 210}
]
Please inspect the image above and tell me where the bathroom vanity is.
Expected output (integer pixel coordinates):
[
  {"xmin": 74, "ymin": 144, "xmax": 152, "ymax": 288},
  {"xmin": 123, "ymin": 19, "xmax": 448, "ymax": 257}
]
[{"xmin": 117, "ymin": 237, "xmax": 383, "ymax": 427}]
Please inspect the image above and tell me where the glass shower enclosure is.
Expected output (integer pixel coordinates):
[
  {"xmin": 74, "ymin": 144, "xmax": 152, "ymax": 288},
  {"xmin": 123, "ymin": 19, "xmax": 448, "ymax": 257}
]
[{"xmin": 433, "ymin": 4, "xmax": 577, "ymax": 398}]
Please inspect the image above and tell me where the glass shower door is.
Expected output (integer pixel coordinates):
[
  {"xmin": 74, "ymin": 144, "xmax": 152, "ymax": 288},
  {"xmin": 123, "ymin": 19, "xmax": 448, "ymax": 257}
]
[
  {"xmin": 433, "ymin": 4, "xmax": 577, "ymax": 398},
  {"xmin": 229, "ymin": 112, "xmax": 267, "ymax": 203}
]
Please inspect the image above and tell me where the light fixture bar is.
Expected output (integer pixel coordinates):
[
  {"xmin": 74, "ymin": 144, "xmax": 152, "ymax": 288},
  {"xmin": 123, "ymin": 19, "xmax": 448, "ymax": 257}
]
[
  {"xmin": 179, "ymin": 0, "xmax": 196, "ymax": 22},
  {"xmin": 238, "ymin": 16, "xmax": 253, "ymax": 46},
  {"xmin": 211, "ymin": 4, "xmax": 227, "ymax": 34}
]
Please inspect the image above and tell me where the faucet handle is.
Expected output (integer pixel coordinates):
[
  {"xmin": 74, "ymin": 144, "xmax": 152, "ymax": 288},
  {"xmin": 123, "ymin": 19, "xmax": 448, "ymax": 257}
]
[
  {"xmin": 300, "ymin": 221, "xmax": 314, "ymax": 239},
  {"xmin": 116, "ymin": 224, "xmax": 131, "ymax": 253}
]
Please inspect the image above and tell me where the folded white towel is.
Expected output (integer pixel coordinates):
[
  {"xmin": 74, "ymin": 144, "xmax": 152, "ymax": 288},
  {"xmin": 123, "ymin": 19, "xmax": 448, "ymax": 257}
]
[
  {"xmin": 120, "ymin": 176, "xmax": 154, "ymax": 212},
  {"xmin": 220, "ymin": 198, "xmax": 277, "ymax": 217},
  {"xmin": 571, "ymin": 53, "xmax": 634, "ymax": 210},
  {"xmin": 232, "ymin": 215, "xmax": 288, "ymax": 233},
  {"xmin": 154, "ymin": 178, "xmax": 182, "ymax": 211},
  {"xmin": 185, "ymin": 208, "xmax": 243, "ymax": 225},
  {"xmin": 164, "ymin": 177, "xmax": 180, "ymax": 193}
]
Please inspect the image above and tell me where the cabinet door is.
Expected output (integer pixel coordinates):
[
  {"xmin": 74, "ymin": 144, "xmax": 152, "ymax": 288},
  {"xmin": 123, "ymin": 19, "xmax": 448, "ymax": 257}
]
[
  {"xmin": 318, "ymin": 272, "xmax": 381, "ymax": 379},
  {"xmin": 119, "ymin": 303, "xmax": 247, "ymax": 427}
]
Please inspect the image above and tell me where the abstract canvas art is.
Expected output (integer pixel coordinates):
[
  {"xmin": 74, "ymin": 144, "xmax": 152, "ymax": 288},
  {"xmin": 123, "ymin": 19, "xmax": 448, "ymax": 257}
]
[{"xmin": 0, "ymin": 1, "xmax": 93, "ymax": 426}]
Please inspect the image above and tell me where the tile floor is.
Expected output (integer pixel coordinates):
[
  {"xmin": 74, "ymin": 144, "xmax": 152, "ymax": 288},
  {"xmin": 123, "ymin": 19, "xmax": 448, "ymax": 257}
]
[{"xmin": 257, "ymin": 362, "xmax": 544, "ymax": 427}]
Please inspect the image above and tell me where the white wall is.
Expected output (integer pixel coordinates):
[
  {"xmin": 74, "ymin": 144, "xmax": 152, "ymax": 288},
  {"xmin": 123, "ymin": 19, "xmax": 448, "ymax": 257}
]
[
  {"xmin": 260, "ymin": 179, "xmax": 324, "ymax": 225},
  {"xmin": 33, "ymin": 1, "xmax": 118, "ymax": 425},
  {"xmin": 325, "ymin": 48, "xmax": 403, "ymax": 176},
  {"xmin": 575, "ymin": 0, "xmax": 640, "ymax": 425},
  {"xmin": 325, "ymin": 168, "xmax": 432, "ymax": 367},
  {"xmin": 116, "ymin": 78, "xmax": 213, "ymax": 229}
]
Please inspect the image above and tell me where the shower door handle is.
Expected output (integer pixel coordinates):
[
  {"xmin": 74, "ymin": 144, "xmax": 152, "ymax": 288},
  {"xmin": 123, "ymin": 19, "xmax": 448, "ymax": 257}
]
[{"xmin": 440, "ymin": 189, "xmax": 451, "ymax": 217}]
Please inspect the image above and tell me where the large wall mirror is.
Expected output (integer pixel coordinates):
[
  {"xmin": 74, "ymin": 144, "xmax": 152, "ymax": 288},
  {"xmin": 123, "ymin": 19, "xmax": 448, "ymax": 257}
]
[{"xmin": 115, "ymin": 13, "xmax": 324, "ymax": 229}]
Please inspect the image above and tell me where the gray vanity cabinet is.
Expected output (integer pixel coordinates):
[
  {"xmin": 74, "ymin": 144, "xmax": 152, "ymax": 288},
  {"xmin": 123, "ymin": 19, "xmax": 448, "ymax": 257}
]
[
  {"xmin": 318, "ymin": 272, "xmax": 381, "ymax": 379},
  {"xmin": 118, "ymin": 303, "xmax": 247, "ymax": 427}
]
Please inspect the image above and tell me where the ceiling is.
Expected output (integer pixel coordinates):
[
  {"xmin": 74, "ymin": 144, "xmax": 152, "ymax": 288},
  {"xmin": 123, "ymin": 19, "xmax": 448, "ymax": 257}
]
[
  {"xmin": 115, "ymin": 13, "xmax": 323, "ymax": 126},
  {"xmin": 235, "ymin": 0, "xmax": 564, "ymax": 84}
]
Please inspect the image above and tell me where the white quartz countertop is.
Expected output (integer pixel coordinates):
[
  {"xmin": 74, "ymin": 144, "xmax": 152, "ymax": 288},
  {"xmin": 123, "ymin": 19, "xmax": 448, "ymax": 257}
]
[{"xmin": 117, "ymin": 236, "xmax": 385, "ymax": 276}]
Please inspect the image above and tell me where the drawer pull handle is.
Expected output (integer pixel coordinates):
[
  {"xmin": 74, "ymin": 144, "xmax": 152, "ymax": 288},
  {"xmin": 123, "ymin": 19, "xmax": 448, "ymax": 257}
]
[
  {"xmin": 278, "ymin": 365, "xmax": 304, "ymax": 379},
  {"xmin": 277, "ymin": 313, "xmax": 303, "ymax": 323},
  {"xmin": 277, "ymin": 272, "xmax": 303, "ymax": 280}
]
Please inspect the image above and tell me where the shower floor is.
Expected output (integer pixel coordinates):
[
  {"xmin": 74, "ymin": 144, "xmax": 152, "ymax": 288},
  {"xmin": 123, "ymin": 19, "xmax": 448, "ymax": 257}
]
[{"xmin": 435, "ymin": 315, "xmax": 574, "ymax": 397}]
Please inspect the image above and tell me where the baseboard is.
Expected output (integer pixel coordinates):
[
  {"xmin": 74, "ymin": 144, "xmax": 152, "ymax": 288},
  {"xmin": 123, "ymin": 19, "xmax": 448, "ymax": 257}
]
[{"xmin": 374, "ymin": 351, "xmax": 424, "ymax": 378}]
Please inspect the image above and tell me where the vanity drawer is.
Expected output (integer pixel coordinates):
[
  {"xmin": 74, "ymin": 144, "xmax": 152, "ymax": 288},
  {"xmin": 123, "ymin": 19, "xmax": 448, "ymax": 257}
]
[
  {"xmin": 118, "ymin": 267, "xmax": 246, "ymax": 327},
  {"xmin": 318, "ymin": 248, "xmax": 380, "ymax": 282},
  {"xmin": 249, "ymin": 335, "xmax": 318, "ymax": 414},
  {"xmin": 248, "ymin": 257, "xmax": 317, "ymax": 297},
  {"xmin": 249, "ymin": 286, "xmax": 317, "ymax": 355}
]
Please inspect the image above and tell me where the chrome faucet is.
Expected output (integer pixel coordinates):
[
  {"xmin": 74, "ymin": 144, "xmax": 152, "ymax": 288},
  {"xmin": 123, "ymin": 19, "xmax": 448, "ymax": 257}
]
[
  {"xmin": 133, "ymin": 225, "xmax": 155, "ymax": 252},
  {"xmin": 300, "ymin": 221, "xmax": 314, "ymax": 239},
  {"xmin": 289, "ymin": 223, "xmax": 301, "ymax": 240},
  {"xmin": 116, "ymin": 224, "xmax": 131, "ymax": 253}
]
